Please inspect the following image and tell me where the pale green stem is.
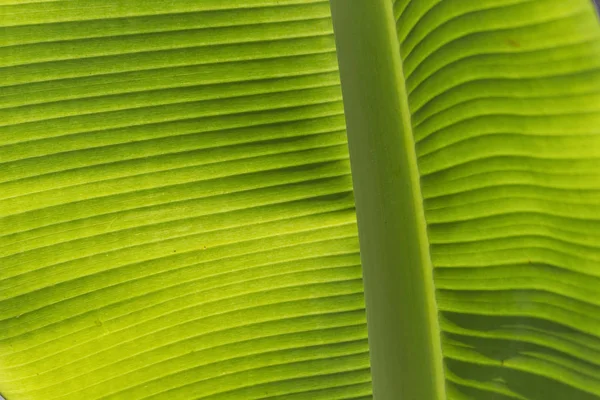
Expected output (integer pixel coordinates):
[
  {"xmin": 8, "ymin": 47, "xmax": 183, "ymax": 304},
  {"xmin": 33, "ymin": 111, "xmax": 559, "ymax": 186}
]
[{"xmin": 329, "ymin": 1, "xmax": 446, "ymax": 399}]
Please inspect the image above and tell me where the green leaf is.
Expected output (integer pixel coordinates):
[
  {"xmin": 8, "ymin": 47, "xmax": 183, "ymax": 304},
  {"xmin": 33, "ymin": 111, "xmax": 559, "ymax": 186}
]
[
  {"xmin": 0, "ymin": 2, "xmax": 371, "ymax": 399},
  {"xmin": 330, "ymin": 0, "xmax": 600, "ymax": 399},
  {"xmin": 2, "ymin": 1, "xmax": 600, "ymax": 400}
]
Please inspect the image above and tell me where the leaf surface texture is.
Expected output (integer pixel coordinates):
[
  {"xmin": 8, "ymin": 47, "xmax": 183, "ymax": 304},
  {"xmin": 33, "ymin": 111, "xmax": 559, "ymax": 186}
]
[
  {"xmin": 0, "ymin": 2, "xmax": 372, "ymax": 399},
  {"xmin": 392, "ymin": 0, "xmax": 600, "ymax": 398}
]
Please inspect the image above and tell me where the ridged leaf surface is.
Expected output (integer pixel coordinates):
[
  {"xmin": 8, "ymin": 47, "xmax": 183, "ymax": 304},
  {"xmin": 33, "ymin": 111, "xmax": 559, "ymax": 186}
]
[
  {"xmin": 2, "ymin": 0, "xmax": 600, "ymax": 399},
  {"xmin": 397, "ymin": 0, "xmax": 600, "ymax": 398},
  {"xmin": 0, "ymin": 2, "xmax": 371, "ymax": 399}
]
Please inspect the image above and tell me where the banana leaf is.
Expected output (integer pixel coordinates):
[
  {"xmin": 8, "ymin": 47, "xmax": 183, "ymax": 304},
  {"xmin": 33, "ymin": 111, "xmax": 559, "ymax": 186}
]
[{"xmin": 1, "ymin": 1, "xmax": 599, "ymax": 399}]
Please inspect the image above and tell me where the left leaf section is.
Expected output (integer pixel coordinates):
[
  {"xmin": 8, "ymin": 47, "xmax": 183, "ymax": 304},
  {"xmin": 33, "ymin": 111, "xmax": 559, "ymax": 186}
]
[{"xmin": 0, "ymin": 1, "xmax": 371, "ymax": 399}]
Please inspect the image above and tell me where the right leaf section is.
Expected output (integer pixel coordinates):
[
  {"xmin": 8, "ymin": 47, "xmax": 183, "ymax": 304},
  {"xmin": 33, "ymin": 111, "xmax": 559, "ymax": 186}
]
[{"xmin": 395, "ymin": 0, "xmax": 600, "ymax": 398}]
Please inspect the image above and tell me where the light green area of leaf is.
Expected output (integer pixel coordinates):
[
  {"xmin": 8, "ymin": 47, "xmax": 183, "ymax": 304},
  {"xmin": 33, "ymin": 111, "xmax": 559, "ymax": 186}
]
[{"xmin": 0, "ymin": 1, "xmax": 371, "ymax": 399}]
